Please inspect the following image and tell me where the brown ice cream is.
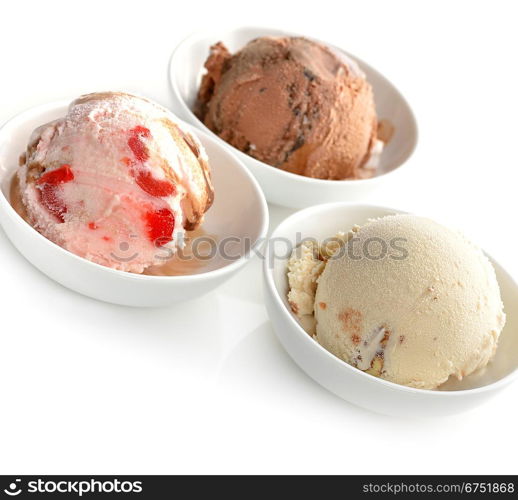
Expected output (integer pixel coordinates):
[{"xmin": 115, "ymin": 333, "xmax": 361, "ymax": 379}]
[{"xmin": 196, "ymin": 37, "xmax": 380, "ymax": 180}]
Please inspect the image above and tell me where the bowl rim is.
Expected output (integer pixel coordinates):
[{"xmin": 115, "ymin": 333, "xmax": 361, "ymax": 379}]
[
  {"xmin": 263, "ymin": 201, "xmax": 518, "ymax": 396},
  {"xmin": 169, "ymin": 25, "xmax": 419, "ymax": 187},
  {"xmin": 0, "ymin": 99, "xmax": 270, "ymax": 283}
]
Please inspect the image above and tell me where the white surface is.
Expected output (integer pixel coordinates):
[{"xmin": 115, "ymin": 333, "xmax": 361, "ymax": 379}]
[
  {"xmin": 0, "ymin": 102, "xmax": 268, "ymax": 307},
  {"xmin": 169, "ymin": 26, "xmax": 418, "ymax": 208},
  {"xmin": 0, "ymin": 0, "xmax": 517, "ymax": 474},
  {"xmin": 264, "ymin": 203, "xmax": 518, "ymax": 416}
]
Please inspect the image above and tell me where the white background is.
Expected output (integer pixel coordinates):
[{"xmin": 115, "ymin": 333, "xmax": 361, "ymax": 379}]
[{"xmin": 1, "ymin": 0, "xmax": 517, "ymax": 475}]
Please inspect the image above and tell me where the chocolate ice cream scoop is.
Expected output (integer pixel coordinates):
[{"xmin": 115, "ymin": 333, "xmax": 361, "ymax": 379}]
[{"xmin": 196, "ymin": 37, "xmax": 381, "ymax": 180}]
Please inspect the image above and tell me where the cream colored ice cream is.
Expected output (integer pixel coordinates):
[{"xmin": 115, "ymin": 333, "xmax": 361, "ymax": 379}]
[
  {"xmin": 18, "ymin": 92, "xmax": 213, "ymax": 273},
  {"xmin": 287, "ymin": 215, "xmax": 506, "ymax": 389}
]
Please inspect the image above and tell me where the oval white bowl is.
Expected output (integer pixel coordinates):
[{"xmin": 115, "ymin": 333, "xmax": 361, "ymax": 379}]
[
  {"xmin": 0, "ymin": 101, "xmax": 269, "ymax": 307},
  {"xmin": 169, "ymin": 26, "xmax": 418, "ymax": 208},
  {"xmin": 263, "ymin": 203, "xmax": 518, "ymax": 417}
]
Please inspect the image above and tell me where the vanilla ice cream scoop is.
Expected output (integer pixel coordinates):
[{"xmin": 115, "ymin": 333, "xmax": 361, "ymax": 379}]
[
  {"xmin": 289, "ymin": 215, "xmax": 506, "ymax": 389},
  {"xmin": 18, "ymin": 92, "xmax": 214, "ymax": 273}
]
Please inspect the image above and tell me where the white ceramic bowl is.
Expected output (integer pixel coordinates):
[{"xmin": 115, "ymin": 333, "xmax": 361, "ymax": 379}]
[
  {"xmin": 169, "ymin": 26, "xmax": 418, "ymax": 208},
  {"xmin": 0, "ymin": 101, "xmax": 268, "ymax": 307},
  {"xmin": 263, "ymin": 203, "xmax": 518, "ymax": 417}
]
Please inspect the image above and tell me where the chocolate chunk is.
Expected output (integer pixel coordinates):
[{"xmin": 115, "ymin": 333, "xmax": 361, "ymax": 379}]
[
  {"xmin": 303, "ymin": 68, "xmax": 316, "ymax": 81},
  {"xmin": 291, "ymin": 135, "xmax": 305, "ymax": 153}
]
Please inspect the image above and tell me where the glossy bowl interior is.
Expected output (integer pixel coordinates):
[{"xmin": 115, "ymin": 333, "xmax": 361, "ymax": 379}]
[
  {"xmin": 263, "ymin": 203, "xmax": 518, "ymax": 416},
  {"xmin": 0, "ymin": 101, "xmax": 268, "ymax": 307},
  {"xmin": 169, "ymin": 26, "xmax": 418, "ymax": 208}
]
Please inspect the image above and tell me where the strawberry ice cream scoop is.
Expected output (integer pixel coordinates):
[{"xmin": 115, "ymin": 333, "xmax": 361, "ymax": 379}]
[{"xmin": 18, "ymin": 92, "xmax": 214, "ymax": 273}]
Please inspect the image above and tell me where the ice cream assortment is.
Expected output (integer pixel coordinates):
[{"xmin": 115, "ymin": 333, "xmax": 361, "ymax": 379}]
[
  {"xmin": 17, "ymin": 92, "xmax": 213, "ymax": 273},
  {"xmin": 5, "ymin": 31, "xmax": 510, "ymax": 395},
  {"xmin": 287, "ymin": 215, "xmax": 506, "ymax": 389},
  {"xmin": 196, "ymin": 36, "xmax": 383, "ymax": 180}
]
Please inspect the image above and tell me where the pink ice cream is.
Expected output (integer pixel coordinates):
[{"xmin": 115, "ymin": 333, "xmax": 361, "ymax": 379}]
[{"xmin": 18, "ymin": 92, "xmax": 214, "ymax": 273}]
